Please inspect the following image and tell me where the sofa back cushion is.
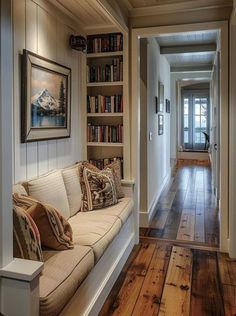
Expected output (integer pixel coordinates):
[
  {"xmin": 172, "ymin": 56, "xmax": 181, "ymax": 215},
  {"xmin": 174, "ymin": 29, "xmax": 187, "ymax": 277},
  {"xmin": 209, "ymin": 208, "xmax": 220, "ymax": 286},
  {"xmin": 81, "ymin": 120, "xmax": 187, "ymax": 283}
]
[
  {"xmin": 62, "ymin": 165, "xmax": 82, "ymax": 216},
  {"xmin": 13, "ymin": 183, "xmax": 28, "ymax": 196},
  {"xmin": 27, "ymin": 170, "xmax": 70, "ymax": 219}
]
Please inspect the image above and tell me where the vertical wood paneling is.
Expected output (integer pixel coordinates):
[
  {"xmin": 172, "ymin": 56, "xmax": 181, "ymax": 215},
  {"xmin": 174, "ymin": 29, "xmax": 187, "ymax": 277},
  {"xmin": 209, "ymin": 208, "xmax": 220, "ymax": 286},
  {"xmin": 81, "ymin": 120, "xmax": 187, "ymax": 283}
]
[
  {"xmin": 25, "ymin": 0, "xmax": 38, "ymax": 178},
  {"xmin": 13, "ymin": 0, "xmax": 27, "ymax": 183},
  {"xmin": 46, "ymin": 11, "xmax": 58, "ymax": 171},
  {"xmin": 13, "ymin": 0, "xmax": 82, "ymax": 183},
  {"xmin": 37, "ymin": 7, "xmax": 49, "ymax": 175}
]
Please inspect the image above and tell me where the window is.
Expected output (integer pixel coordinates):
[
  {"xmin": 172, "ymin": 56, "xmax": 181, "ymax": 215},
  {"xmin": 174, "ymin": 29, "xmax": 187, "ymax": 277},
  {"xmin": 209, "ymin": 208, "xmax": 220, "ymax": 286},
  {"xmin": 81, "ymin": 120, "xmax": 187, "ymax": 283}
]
[{"xmin": 182, "ymin": 92, "xmax": 209, "ymax": 150}]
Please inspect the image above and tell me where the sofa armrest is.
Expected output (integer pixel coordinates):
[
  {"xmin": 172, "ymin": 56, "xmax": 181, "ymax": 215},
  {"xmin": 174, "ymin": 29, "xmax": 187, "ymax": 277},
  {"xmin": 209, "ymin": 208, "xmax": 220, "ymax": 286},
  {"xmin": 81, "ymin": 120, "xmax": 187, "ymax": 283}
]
[
  {"xmin": 0, "ymin": 258, "xmax": 44, "ymax": 316},
  {"xmin": 121, "ymin": 179, "xmax": 135, "ymax": 198}
]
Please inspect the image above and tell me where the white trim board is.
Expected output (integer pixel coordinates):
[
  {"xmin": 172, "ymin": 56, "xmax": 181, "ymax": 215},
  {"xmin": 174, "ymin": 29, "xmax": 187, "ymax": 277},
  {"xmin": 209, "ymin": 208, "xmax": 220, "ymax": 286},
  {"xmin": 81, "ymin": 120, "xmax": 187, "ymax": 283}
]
[
  {"xmin": 139, "ymin": 171, "xmax": 172, "ymax": 227},
  {"xmin": 131, "ymin": 21, "xmax": 229, "ymax": 253}
]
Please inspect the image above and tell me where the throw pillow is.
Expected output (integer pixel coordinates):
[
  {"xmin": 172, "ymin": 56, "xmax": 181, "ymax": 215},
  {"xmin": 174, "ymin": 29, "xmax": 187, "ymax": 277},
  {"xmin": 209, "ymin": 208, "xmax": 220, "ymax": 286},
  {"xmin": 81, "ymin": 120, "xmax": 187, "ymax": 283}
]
[
  {"xmin": 13, "ymin": 193, "xmax": 74, "ymax": 250},
  {"xmin": 27, "ymin": 202, "xmax": 74, "ymax": 250},
  {"xmin": 104, "ymin": 160, "xmax": 124, "ymax": 198},
  {"xmin": 13, "ymin": 205, "xmax": 43, "ymax": 261},
  {"xmin": 80, "ymin": 166, "xmax": 118, "ymax": 211},
  {"xmin": 78, "ymin": 160, "xmax": 124, "ymax": 199}
]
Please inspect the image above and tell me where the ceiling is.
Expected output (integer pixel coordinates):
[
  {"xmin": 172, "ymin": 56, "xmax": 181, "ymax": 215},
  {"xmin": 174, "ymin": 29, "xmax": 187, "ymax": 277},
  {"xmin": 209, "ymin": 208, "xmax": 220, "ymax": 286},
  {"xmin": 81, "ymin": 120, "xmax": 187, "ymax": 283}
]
[{"xmin": 156, "ymin": 30, "xmax": 218, "ymax": 72}]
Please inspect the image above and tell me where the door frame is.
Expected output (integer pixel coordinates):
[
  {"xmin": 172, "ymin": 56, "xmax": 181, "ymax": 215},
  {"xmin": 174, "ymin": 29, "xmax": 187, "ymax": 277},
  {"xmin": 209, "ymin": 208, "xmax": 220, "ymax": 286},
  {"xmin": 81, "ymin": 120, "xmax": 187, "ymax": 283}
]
[{"xmin": 131, "ymin": 21, "xmax": 229, "ymax": 252}]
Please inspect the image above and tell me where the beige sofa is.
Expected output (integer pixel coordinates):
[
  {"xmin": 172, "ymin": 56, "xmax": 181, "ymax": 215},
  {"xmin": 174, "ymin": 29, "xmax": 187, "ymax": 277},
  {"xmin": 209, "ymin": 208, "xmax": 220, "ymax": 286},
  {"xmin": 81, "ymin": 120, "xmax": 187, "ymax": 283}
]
[{"xmin": 13, "ymin": 163, "xmax": 135, "ymax": 316}]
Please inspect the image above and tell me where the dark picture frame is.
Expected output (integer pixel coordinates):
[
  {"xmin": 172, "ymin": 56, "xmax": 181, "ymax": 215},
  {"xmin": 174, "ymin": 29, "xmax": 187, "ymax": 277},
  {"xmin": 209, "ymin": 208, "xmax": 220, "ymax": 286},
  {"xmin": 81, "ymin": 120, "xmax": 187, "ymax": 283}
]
[
  {"xmin": 158, "ymin": 114, "xmax": 164, "ymax": 135},
  {"xmin": 166, "ymin": 99, "xmax": 170, "ymax": 113},
  {"xmin": 155, "ymin": 96, "xmax": 159, "ymax": 113},
  {"xmin": 158, "ymin": 81, "xmax": 164, "ymax": 112},
  {"xmin": 21, "ymin": 49, "xmax": 71, "ymax": 143}
]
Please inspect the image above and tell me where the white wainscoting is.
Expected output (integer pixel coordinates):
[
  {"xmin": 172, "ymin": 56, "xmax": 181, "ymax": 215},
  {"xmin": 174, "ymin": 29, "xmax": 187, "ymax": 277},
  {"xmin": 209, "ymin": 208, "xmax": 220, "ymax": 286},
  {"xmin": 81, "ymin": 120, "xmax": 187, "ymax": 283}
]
[{"xmin": 13, "ymin": 0, "xmax": 83, "ymax": 183}]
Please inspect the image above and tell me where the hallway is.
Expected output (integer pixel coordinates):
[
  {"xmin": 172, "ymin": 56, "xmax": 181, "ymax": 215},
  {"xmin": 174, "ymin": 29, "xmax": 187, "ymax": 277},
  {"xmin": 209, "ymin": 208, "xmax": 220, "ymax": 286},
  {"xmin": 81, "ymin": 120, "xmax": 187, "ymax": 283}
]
[{"xmin": 140, "ymin": 162, "xmax": 219, "ymax": 248}]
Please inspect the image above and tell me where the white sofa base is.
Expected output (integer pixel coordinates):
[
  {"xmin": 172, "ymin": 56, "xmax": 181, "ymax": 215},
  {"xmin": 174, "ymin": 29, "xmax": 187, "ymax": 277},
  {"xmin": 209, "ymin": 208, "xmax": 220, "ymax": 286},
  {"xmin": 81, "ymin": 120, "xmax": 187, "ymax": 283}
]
[{"xmin": 60, "ymin": 213, "xmax": 135, "ymax": 316}]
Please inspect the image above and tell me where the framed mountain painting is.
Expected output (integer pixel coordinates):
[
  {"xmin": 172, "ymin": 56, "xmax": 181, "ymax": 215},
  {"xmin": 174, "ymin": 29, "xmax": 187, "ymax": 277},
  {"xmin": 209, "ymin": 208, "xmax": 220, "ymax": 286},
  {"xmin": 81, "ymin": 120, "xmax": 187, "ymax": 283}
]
[{"xmin": 21, "ymin": 49, "xmax": 71, "ymax": 142}]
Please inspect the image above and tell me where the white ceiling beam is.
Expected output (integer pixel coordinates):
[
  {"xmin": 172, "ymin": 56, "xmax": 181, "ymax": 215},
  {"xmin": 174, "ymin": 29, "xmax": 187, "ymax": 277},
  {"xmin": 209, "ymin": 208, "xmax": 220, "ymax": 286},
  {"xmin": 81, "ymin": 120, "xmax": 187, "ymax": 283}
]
[
  {"xmin": 171, "ymin": 65, "xmax": 213, "ymax": 73},
  {"xmin": 90, "ymin": 0, "xmax": 128, "ymax": 34},
  {"xmin": 130, "ymin": 0, "xmax": 232, "ymax": 17},
  {"xmin": 160, "ymin": 43, "xmax": 216, "ymax": 55}
]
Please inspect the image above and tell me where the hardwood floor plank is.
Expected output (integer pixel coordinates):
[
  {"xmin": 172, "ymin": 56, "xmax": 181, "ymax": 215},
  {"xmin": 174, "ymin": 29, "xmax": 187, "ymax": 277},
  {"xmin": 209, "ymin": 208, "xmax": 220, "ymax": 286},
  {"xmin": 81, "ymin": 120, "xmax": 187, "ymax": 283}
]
[
  {"xmin": 204, "ymin": 207, "xmax": 219, "ymax": 246},
  {"xmin": 132, "ymin": 244, "xmax": 172, "ymax": 316},
  {"xmin": 177, "ymin": 208, "xmax": 195, "ymax": 241},
  {"xmin": 150, "ymin": 210, "xmax": 169, "ymax": 229},
  {"xmin": 159, "ymin": 246, "xmax": 192, "ymax": 316},
  {"xmin": 108, "ymin": 243, "xmax": 156, "ymax": 315},
  {"xmin": 99, "ymin": 245, "xmax": 142, "ymax": 316},
  {"xmin": 194, "ymin": 205, "xmax": 205, "ymax": 243},
  {"xmin": 222, "ymin": 284, "xmax": 236, "ymax": 316},
  {"xmin": 218, "ymin": 252, "xmax": 236, "ymax": 286},
  {"xmin": 190, "ymin": 250, "xmax": 224, "ymax": 316}
]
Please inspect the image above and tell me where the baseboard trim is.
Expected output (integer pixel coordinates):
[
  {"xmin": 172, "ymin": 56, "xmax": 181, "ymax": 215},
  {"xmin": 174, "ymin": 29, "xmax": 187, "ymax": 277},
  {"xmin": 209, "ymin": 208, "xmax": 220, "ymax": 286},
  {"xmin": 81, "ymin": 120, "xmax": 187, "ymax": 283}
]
[{"xmin": 139, "ymin": 170, "xmax": 172, "ymax": 227}]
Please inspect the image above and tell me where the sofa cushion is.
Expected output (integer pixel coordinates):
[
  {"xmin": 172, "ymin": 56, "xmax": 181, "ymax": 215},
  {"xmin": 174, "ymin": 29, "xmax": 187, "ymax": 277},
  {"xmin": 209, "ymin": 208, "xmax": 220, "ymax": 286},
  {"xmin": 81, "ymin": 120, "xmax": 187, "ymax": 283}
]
[
  {"xmin": 69, "ymin": 212, "xmax": 122, "ymax": 262},
  {"xmin": 40, "ymin": 245, "xmax": 94, "ymax": 316},
  {"xmin": 62, "ymin": 165, "xmax": 82, "ymax": 216},
  {"xmin": 27, "ymin": 170, "xmax": 70, "ymax": 219},
  {"xmin": 89, "ymin": 197, "xmax": 133, "ymax": 224}
]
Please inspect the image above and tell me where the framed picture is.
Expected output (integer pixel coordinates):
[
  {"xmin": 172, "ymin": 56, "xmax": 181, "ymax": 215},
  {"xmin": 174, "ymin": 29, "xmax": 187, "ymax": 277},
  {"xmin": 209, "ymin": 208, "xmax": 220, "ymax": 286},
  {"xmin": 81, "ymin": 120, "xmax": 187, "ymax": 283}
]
[
  {"xmin": 155, "ymin": 96, "xmax": 159, "ymax": 113},
  {"xmin": 166, "ymin": 99, "xmax": 170, "ymax": 113},
  {"xmin": 21, "ymin": 49, "xmax": 71, "ymax": 143},
  {"xmin": 158, "ymin": 114, "xmax": 164, "ymax": 135},
  {"xmin": 158, "ymin": 81, "xmax": 164, "ymax": 112}
]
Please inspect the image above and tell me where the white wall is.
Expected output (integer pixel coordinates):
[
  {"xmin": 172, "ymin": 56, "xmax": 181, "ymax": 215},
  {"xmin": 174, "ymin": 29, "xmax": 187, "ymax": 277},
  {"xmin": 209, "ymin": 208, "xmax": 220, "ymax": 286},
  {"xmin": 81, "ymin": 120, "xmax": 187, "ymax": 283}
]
[
  {"xmin": 140, "ymin": 38, "xmax": 171, "ymax": 224},
  {"xmin": 147, "ymin": 38, "xmax": 171, "ymax": 209},
  {"xmin": 13, "ymin": 0, "xmax": 83, "ymax": 183}
]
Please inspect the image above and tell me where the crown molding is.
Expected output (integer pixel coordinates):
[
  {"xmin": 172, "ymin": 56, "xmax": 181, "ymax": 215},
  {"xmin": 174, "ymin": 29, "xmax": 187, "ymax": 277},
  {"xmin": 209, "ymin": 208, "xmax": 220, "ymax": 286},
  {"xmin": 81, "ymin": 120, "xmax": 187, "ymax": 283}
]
[{"xmin": 130, "ymin": 0, "xmax": 233, "ymax": 17}]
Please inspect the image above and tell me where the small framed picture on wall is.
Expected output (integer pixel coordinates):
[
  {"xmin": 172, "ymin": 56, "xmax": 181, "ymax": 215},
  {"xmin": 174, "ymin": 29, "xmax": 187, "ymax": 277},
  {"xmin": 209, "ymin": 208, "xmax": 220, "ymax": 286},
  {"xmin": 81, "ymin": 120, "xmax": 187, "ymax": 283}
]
[
  {"xmin": 155, "ymin": 96, "xmax": 159, "ymax": 113},
  {"xmin": 166, "ymin": 99, "xmax": 170, "ymax": 113},
  {"xmin": 158, "ymin": 81, "xmax": 164, "ymax": 112},
  {"xmin": 158, "ymin": 114, "xmax": 164, "ymax": 135}
]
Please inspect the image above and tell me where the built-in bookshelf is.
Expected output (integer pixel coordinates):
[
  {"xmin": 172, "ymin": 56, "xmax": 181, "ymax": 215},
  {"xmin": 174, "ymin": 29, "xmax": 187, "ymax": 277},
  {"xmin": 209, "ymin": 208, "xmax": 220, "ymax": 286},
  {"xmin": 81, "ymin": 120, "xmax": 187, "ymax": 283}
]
[{"xmin": 85, "ymin": 31, "xmax": 130, "ymax": 180}]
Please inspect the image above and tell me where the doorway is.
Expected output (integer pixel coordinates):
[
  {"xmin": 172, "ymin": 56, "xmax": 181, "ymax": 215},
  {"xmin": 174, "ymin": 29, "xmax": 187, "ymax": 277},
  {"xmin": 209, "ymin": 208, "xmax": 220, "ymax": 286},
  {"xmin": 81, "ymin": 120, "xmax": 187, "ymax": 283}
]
[
  {"xmin": 131, "ymin": 21, "xmax": 229, "ymax": 252},
  {"xmin": 182, "ymin": 90, "xmax": 210, "ymax": 151}
]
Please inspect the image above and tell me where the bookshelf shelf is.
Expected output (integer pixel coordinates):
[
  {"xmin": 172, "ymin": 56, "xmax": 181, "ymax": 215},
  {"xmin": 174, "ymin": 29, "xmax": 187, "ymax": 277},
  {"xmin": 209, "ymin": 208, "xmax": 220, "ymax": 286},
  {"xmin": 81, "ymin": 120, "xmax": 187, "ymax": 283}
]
[
  {"xmin": 87, "ymin": 51, "xmax": 123, "ymax": 58},
  {"xmin": 87, "ymin": 142, "xmax": 123, "ymax": 147},
  {"xmin": 87, "ymin": 113, "xmax": 123, "ymax": 117},
  {"xmin": 87, "ymin": 81, "xmax": 123, "ymax": 87}
]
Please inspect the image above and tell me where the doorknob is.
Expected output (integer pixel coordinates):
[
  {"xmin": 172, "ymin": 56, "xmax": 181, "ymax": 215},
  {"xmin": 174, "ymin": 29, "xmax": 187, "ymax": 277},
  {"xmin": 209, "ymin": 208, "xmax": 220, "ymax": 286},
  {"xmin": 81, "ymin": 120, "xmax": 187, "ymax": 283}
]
[{"xmin": 214, "ymin": 143, "xmax": 218, "ymax": 150}]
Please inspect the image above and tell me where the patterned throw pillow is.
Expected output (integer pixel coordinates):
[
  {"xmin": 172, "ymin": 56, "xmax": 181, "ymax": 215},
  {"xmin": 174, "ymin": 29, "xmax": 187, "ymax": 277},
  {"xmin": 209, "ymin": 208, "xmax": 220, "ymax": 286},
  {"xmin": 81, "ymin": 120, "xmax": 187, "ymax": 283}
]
[
  {"xmin": 104, "ymin": 160, "xmax": 124, "ymax": 198},
  {"xmin": 80, "ymin": 166, "xmax": 118, "ymax": 211},
  {"xmin": 13, "ymin": 193, "xmax": 74, "ymax": 250},
  {"xmin": 78, "ymin": 160, "xmax": 124, "ymax": 199},
  {"xmin": 13, "ymin": 205, "xmax": 43, "ymax": 261},
  {"xmin": 27, "ymin": 202, "xmax": 74, "ymax": 250}
]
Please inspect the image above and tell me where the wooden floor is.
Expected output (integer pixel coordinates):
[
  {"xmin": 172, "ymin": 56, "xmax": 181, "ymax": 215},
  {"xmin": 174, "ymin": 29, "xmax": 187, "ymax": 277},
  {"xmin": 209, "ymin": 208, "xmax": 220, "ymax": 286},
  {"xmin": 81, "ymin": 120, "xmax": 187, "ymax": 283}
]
[
  {"xmin": 99, "ymin": 241, "xmax": 236, "ymax": 316},
  {"xmin": 140, "ymin": 163, "xmax": 219, "ymax": 248}
]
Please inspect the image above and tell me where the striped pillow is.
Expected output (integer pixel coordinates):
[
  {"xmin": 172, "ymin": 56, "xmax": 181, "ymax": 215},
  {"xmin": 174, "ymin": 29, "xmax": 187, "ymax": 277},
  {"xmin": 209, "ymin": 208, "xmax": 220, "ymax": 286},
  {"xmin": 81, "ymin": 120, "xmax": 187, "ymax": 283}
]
[{"xmin": 13, "ymin": 205, "xmax": 43, "ymax": 261}]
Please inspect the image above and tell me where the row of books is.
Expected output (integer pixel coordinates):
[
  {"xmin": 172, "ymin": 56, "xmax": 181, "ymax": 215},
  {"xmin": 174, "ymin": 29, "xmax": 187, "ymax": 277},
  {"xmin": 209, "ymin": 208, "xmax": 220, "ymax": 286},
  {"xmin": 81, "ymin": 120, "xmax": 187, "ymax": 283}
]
[
  {"xmin": 87, "ymin": 58, "xmax": 123, "ymax": 82},
  {"xmin": 87, "ymin": 33, "xmax": 123, "ymax": 53},
  {"xmin": 87, "ymin": 95, "xmax": 123, "ymax": 113},
  {"xmin": 87, "ymin": 124, "xmax": 123, "ymax": 143},
  {"xmin": 88, "ymin": 157, "xmax": 124, "ymax": 177}
]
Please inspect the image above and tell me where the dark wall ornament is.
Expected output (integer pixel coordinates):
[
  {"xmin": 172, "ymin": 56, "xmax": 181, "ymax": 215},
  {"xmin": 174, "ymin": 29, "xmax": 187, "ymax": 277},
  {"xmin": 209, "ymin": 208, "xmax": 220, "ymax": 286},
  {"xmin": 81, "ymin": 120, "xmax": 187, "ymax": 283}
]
[
  {"xmin": 21, "ymin": 49, "xmax": 71, "ymax": 143},
  {"xmin": 166, "ymin": 99, "xmax": 170, "ymax": 113}
]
